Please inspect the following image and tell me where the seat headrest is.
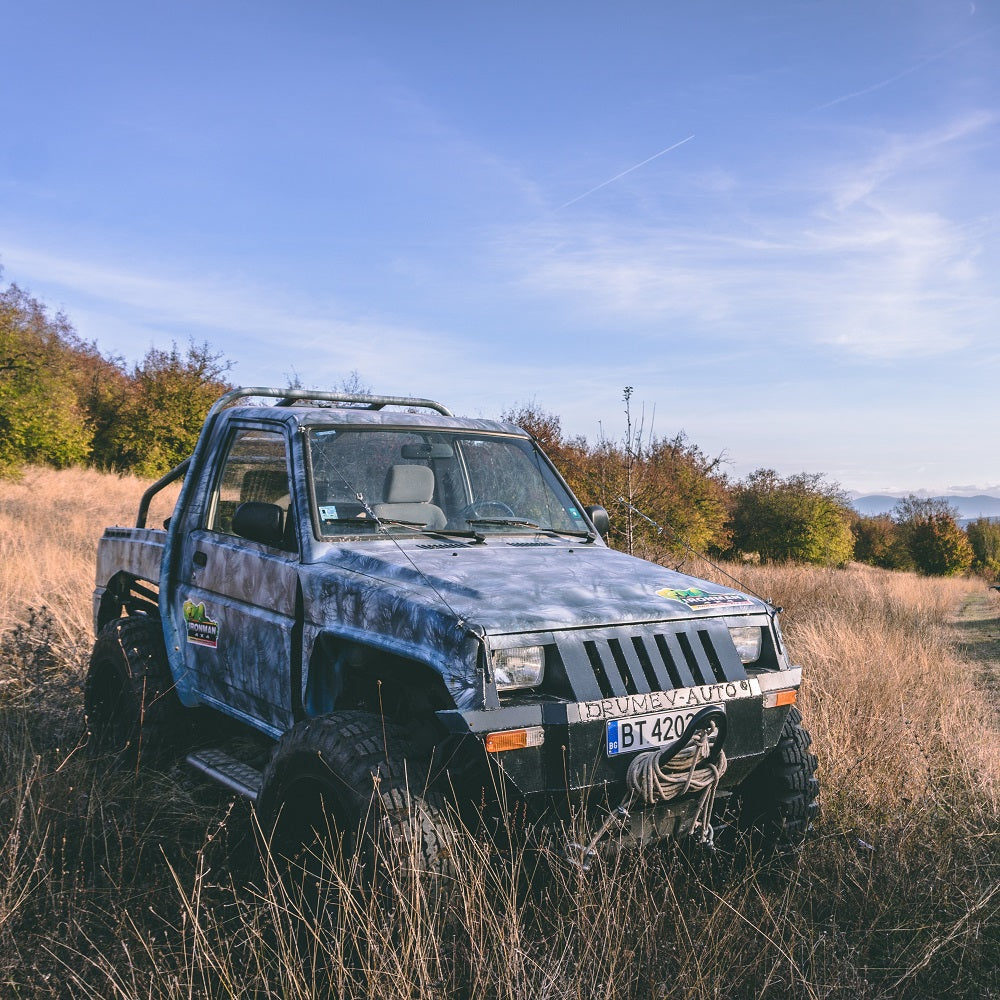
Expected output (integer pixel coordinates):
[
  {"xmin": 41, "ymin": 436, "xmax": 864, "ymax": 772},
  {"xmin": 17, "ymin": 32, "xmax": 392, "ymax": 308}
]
[
  {"xmin": 384, "ymin": 465, "xmax": 434, "ymax": 504},
  {"xmin": 241, "ymin": 469, "xmax": 290, "ymax": 503}
]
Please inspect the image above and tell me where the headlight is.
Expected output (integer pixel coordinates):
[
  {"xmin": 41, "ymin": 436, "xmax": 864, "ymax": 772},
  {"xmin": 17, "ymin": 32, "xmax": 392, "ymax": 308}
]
[
  {"xmin": 493, "ymin": 646, "xmax": 545, "ymax": 691},
  {"xmin": 728, "ymin": 626, "xmax": 762, "ymax": 664}
]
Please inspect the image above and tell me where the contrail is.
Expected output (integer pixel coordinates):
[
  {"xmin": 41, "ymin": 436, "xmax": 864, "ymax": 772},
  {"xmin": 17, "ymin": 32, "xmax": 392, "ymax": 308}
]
[
  {"xmin": 812, "ymin": 27, "xmax": 996, "ymax": 112},
  {"xmin": 558, "ymin": 134, "xmax": 695, "ymax": 210}
]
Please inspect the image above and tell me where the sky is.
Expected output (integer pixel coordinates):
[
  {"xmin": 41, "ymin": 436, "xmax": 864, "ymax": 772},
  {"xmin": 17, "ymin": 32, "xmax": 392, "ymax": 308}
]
[{"xmin": 1, "ymin": 0, "xmax": 998, "ymax": 496}]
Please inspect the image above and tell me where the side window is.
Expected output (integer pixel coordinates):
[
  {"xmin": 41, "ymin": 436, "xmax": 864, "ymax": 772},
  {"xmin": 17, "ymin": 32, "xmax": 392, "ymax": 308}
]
[{"xmin": 208, "ymin": 428, "xmax": 293, "ymax": 545}]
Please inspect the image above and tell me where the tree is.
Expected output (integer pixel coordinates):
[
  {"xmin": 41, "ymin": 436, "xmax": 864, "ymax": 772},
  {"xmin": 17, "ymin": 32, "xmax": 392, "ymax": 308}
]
[
  {"xmin": 729, "ymin": 469, "xmax": 855, "ymax": 566},
  {"xmin": 966, "ymin": 518, "xmax": 1000, "ymax": 579},
  {"xmin": 852, "ymin": 514, "xmax": 913, "ymax": 570},
  {"xmin": 892, "ymin": 496, "xmax": 972, "ymax": 577},
  {"xmin": 0, "ymin": 281, "xmax": 94, "ymax": 474},
  {"xmin": 502, "ymin": 391, "xmax": 731, "ymax": 560},
  {"xmin": 93, "ymin": 342, "xmax": 232, "ymax": 476}
]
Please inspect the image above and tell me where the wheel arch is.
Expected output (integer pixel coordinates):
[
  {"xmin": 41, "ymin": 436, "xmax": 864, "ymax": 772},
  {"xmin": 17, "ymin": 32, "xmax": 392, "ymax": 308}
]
[
  {"xmin": 304, "ymin": 631, "xmax": 456, "ymax": 725},
  {"xmin": 96, "ymin": 571, "xmax": 160, "ymax": 633}
]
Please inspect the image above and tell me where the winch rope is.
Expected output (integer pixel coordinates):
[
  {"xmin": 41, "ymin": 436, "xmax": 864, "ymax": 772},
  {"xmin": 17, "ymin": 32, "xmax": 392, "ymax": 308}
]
[{"xmin": 625, "ymin": 722, "xmax": 728, "ymax": 846}]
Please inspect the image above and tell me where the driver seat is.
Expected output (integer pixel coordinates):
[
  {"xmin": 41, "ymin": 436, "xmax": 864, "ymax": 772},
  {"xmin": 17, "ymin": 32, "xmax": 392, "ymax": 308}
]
[{"xmin": 374, "ymin": 465, "xmax": 447, "ymax": 529}]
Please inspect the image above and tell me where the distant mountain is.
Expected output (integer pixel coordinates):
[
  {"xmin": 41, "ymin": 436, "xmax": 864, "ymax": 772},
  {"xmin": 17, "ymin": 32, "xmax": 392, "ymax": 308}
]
[{"xmin": 852, "ymin": 494, "xmax": 1000, "ymax": 522}]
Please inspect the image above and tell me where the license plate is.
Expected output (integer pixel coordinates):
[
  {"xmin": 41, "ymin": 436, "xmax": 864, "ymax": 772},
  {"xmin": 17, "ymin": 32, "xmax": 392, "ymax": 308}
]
[{"xmin": 606, "ymin": 705, "xmax": 726, "ymax": 757}]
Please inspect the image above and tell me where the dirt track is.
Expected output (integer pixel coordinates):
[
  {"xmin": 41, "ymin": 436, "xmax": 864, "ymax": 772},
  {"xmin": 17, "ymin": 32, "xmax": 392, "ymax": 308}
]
[{"xmin": 951, "ymin": 587, "xmax": 1000, "ymax": 701}]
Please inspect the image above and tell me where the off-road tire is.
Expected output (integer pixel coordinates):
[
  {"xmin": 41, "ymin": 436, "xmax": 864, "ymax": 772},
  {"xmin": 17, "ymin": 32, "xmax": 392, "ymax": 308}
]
[
  {"xmin": 84, "ymin": 616, "xmax": 182, "ymax": 760},
  {"xmin": 255, "ymin": 710, "xmax": 454, "ymax": 879},
  {"xmin": 733, "ymin": 706, "xmax": 819, "ymax": 856}
]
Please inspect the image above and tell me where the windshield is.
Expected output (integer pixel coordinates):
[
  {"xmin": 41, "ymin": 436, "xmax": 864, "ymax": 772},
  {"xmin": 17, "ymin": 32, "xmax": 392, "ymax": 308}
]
[{"xmin": 306, "ymin": 427, "xmax": 589, "ymax": 538}]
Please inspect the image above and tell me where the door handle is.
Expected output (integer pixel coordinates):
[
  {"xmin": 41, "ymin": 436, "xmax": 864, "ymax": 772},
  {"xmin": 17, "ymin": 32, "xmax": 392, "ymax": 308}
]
[{"xmin": 192, "ymin": 551, "xmax": 208, "ymax": 568}]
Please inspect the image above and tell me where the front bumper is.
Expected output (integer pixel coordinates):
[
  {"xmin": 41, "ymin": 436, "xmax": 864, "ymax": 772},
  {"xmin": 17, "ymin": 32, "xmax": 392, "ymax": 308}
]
[{"xmin": 436, "ymin": 675, "xmax": 798, "ymax": 812}]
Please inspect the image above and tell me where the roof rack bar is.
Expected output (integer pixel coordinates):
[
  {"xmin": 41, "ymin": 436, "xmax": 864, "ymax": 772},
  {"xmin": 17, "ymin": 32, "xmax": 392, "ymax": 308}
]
[{"xmin": 206, "ymin": 387, "xmax": 453, "ymax": 418}]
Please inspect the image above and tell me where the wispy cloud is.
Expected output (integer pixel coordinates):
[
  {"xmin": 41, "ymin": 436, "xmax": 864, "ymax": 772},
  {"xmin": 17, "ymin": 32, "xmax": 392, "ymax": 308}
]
[
  {"xmin": 830, "ymin": 111, "xmax": 996, "ymax": 210},
  {"xmin": 2, "ymin": 244, "xmax": 469, "ymax": 378},
  {"xmin": 0, "ymin": 243, "xmax": 638, "ymax": 425},
  {"xmin": 498, "ymin": 113, "xmax": 999, "ymax": 362}
]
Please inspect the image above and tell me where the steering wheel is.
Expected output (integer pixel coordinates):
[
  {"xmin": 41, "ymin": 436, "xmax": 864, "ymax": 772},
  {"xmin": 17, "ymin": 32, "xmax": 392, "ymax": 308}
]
[{"xmin": 458, "ymin": 500, "xmax": 516, "ymax": 521}]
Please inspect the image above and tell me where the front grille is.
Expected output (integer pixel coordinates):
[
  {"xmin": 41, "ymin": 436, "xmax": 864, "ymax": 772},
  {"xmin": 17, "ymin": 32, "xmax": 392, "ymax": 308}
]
[{"xmin": 555, "ymin": 622, "xmax": 747, "ymax": 702}]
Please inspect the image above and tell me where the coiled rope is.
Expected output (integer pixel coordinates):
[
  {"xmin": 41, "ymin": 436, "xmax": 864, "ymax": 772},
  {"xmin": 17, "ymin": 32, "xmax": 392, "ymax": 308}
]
[{"xmin": 625, "ymin": 720, "xmax": 728, "ymax": 846}]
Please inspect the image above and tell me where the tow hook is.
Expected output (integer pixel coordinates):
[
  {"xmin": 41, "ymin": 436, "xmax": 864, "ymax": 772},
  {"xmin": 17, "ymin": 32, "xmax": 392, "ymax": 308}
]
[{"xmin": 563, "ymin": 803, "xmax": 631, "ymax": 872}]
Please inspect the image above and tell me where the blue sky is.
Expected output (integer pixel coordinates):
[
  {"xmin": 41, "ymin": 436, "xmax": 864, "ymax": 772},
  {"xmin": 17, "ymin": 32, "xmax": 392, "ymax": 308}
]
[{"xmin": 2, "ymin": 0, "xmax": 998, "ymax": 495}]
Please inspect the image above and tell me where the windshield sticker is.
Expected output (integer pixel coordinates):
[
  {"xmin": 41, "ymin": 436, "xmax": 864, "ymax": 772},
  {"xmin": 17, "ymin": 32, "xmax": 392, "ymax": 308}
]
[
  {"xmin": 567, "ymin": 507, "xmax": 582, "ymax": 519},
  {"xmin": 318, "ymin": 504, "xmax": 339, "ymax": 520},
  {"xmin": 183, "ymin": 600, "xmax": 219, "ymax": 648},
  {"xmin": 656, "ymin": 587, "xmax": 754, "ymax": 610}
]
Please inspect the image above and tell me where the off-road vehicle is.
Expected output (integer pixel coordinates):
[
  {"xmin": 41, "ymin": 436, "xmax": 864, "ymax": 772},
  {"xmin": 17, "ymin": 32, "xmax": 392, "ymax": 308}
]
[{"xmin": 86, "ymin": 388, "xmax": 818, "ymax": 869}]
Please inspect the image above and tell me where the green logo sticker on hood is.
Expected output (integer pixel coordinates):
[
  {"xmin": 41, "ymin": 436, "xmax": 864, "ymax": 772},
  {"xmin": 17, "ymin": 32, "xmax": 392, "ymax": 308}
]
[
  {"xmin": 182, "ymin": 599, "xmax": 219, "ymax": 648},
  {"xmin": 656, "ymin": 587, "xmax": 754, "ymax": 610}
]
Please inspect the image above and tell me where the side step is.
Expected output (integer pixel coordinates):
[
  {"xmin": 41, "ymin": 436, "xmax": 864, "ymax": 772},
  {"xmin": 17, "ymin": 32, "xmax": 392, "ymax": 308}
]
[{"xmin": 186, "ymin": 748, "xmax": 264, "ymax": 802}]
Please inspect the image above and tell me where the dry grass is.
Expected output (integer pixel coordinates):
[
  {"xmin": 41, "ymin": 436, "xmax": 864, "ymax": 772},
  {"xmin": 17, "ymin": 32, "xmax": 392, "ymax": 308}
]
[{"xmin": 0, "ymin": 467, "xmax": 997, "ymax": 998}]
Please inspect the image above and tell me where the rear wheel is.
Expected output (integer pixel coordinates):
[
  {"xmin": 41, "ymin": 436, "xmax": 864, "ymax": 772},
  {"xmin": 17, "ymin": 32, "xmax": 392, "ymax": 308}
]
[
  {"xmin": 732, "ymin": 706, "xmax": 819, "ymax": 856},
  {"xmin": 255, "ymin": 711, "xmax": 454, "ymax": 882},
  {"xmin": 84, "ymin": 616, "xmax": 182, "ymax": 760}
]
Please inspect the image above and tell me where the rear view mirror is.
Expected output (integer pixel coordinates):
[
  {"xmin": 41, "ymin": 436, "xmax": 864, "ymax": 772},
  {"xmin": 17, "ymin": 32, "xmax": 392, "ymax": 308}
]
[
  {"xmin": 400, "ymin": 442, "xmax": 454, "ymax": 459},
  {"xmin": 585, "ymin": 505, "xmax": 610, "ymax": 538}
]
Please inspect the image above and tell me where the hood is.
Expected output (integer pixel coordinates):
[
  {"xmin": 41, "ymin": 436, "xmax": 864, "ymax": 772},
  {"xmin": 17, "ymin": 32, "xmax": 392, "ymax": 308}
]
[{"xmin": 312, "ymin": 538, "xmax": 767, "ymax": 637}]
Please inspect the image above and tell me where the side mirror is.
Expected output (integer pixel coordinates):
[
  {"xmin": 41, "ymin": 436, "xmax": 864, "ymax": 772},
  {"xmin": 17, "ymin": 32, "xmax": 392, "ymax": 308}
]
[
  {"xmin": 585, "ymin": 505, "xmax": 610, "ymax": 539},
  {"xmin": 232, "ymin": 501, "xmax": 286, "ymax": 548}
]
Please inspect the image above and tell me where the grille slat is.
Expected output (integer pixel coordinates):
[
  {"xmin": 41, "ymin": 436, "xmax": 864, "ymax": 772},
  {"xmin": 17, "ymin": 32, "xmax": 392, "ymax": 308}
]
[
  {"xmin": 559, "ymin": 643, "xmax": 606, "ymax": 702},
  {"xmin": 608, "ymin": 639, "xmax": 642, "ymax": 694},
  {"xmin": 676, "ymin": 632, "xmax": 712, "ymax": 686},
  {"xmin": 583, "ymin": 641, "xmax": 616, "ymax": 698},
  {"xmin": 652, "ymin": 634, "xmax": 684, "ymax": 689},
  {"xmin": 660, "ymin": 632, "xmax": 699, "ymax": 688}
]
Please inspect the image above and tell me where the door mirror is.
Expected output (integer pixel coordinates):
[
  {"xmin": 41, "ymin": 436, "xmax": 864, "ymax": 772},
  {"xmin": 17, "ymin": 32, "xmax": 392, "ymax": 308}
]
[
  {"xmin": 232, "ymin": 501, "xmax": 286, "ymax": 548},
  {"xmin": 585, "ymin": 505, "xmax": 610, "ymax": 538}
]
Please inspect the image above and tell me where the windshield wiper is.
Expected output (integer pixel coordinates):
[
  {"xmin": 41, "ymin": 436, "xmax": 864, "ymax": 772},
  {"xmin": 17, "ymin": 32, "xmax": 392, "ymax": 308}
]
[
  {"xmin": 378, "ymin": 518, "xmax": 486, "ymax": 544},
  {"xmin": 465, "ymin": 518, "xmax": 596, "ymax": 542},
  {"xmin": 465, "ymin": 517, "xmax": 541, "ymax": 528},
  {"xmin": 544, "ymin": 527, "xmax": 597, "ymax": 542}
]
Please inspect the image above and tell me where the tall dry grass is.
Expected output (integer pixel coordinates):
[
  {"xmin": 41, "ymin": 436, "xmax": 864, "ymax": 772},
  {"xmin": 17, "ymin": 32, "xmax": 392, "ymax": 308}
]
[{"xmin": 0, "ymin": 467, "xmax": 997, "ymax": 998}]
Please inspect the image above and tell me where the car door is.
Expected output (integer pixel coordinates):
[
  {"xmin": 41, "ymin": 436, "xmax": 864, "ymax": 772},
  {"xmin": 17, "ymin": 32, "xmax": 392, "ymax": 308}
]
[{"xmin": 172, "ymin": 422, "xmax": 299, "ymax": 735}]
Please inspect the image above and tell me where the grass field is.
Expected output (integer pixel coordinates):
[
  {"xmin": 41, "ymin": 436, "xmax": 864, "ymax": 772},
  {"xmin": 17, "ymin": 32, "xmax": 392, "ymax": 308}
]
[{"xmin": 0, "ymin": 467, "xmax": 997, "ymax": 998}]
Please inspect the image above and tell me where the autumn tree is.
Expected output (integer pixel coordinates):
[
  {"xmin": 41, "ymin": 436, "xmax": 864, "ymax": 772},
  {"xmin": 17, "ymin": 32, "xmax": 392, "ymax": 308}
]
[
  {"xmin": 502, "ymin": 391, "xmax": 731, "ymax": 560},
  {"xmin": 966, "ymin": 518, "xmax": 1000, "ymax": 579},
  {"xmin": 892, "ymin": 496, "xmax": 973, "ymax": 577},
  {"xmin": 0, "ymin": 280, "xmax": 95, "ymax": 474},
  {"xmin": 729, "ymin": 469, "xmax": 855, "ymax": 566},
  {"xmin": 92, "ymin": 342, "xmax": 232, "ymax": 476},
  {"xmin": 852, "ymin": 514, "xmax": 913, "ymax": 570}
]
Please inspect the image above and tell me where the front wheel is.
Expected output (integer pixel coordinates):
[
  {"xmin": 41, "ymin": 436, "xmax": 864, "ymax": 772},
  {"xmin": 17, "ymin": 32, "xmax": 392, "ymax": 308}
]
[
  {"xmin": 255, "ymin": 711, "xmax": 454, "ymax": 879},
  {"xmin": 731, "ymin": 706, "xmax": 819, "ymax": 857}
]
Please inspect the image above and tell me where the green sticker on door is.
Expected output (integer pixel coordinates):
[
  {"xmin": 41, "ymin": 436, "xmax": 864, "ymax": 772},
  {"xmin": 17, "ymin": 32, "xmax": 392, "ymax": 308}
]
[{"xmin": 183, "ymin": 599, "xmax": 219, "ymax": 648}]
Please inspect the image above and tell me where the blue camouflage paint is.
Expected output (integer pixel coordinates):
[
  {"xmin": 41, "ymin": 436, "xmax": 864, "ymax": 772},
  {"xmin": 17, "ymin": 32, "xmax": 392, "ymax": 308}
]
[{"xmin": 96, "ymin": 399, "xmax": 773, "ymax": 740}]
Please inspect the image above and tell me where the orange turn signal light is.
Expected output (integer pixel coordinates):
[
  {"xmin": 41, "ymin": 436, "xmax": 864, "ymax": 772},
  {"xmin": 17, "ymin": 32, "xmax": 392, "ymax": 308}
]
[
  {"xmin": 484, "ymin": 727, "xmax": 545, "ymax": 753},
  {"xmin": 763, "ymin": 688, "xmax": 797, "ymax": 709}
]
